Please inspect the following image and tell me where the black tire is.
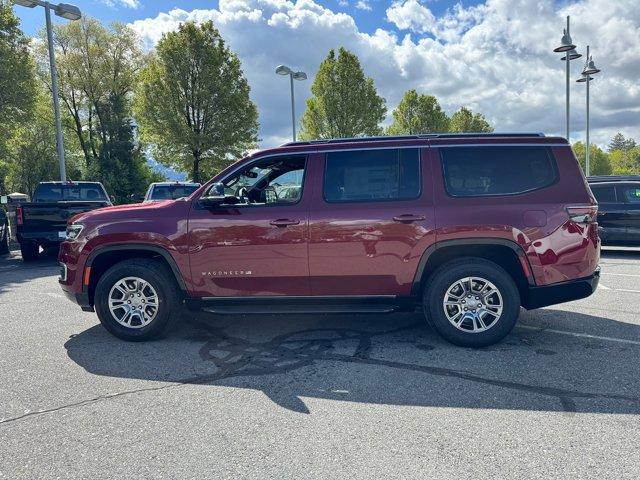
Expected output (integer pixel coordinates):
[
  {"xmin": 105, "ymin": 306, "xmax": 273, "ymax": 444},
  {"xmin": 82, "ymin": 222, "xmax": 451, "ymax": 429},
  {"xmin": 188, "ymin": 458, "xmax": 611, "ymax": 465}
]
[
  {"xmin": 0, "ymin": 224, "xmax": 9, "ymax": 255},
  {"xmin": 423, "ymin": 258, "xmax": 520, "ymax": 348},
  {"xmin": 94, "ymin": 258, "xmax": 182, "ymax": 341},
  {"xmin": 20, "ymin": 241, "xmax": 39, "ymax": 262}
]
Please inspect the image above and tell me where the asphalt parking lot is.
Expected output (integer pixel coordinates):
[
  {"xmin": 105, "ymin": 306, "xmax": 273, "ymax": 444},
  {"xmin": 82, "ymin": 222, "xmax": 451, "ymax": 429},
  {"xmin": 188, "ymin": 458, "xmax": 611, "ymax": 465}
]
[{"xmin": 0, "ymin": 248, "xmax": 639, "ymax": 479}]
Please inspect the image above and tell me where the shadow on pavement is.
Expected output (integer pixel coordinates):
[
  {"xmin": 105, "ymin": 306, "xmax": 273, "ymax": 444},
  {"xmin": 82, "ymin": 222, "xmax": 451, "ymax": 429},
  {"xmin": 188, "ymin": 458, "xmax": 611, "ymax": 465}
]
[
  {"xmin": 0, "ymin": 247, "xmax": 59, "ymax": 294},
  {"xmin": 64, "ymin": 309, "xmax": 640, "ymax": 415}
]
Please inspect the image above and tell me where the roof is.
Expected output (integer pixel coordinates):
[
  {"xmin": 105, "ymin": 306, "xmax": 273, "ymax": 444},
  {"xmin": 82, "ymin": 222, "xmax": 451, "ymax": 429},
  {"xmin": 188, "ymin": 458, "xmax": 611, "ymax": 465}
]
[
  {"xmin": 282, "ymin": 132, "xmax": 546, "ymax": 147},
  {"xmin": 149, "ymin": 182, "xmax": 201, "ymax": 186}
]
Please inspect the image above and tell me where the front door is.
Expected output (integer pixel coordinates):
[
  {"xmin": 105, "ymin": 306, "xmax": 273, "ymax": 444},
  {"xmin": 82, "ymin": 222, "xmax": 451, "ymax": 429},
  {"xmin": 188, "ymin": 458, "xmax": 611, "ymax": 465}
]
[
  {"xmin": 308, "ymin": 147, "xmax": 436, "ymax": 297},
  {"xmin": 188, "ymin": 154, "xmax": 311, "ymax": 297}
]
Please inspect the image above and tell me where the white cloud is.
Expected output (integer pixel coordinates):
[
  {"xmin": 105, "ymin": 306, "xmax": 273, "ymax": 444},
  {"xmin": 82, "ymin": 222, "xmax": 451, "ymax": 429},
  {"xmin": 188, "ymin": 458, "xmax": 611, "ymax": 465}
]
[
  {"xmin": 102, "ymin": 0, "xmax": 141, "ymax": 9},
  {"xmin": 129, "ymin": 0, "xmax": 640, "ymax": 148},
  {"xmin": 355, "ymin": 0, "xmax": 372, "ymax": 12}
]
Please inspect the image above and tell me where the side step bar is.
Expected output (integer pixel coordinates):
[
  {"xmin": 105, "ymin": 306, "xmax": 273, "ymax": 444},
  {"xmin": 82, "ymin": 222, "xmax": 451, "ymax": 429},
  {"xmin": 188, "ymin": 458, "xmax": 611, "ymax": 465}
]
[{"xmin": 186, "ymin": 295, "xmax": 417, "ymax": 315}]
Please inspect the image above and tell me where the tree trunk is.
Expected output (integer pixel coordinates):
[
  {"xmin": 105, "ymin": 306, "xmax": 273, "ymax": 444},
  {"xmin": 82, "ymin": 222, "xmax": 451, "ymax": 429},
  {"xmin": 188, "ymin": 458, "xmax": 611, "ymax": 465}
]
[{"xmin": 192, "ymin": 151, "xmax": 201, "ymax": 183}]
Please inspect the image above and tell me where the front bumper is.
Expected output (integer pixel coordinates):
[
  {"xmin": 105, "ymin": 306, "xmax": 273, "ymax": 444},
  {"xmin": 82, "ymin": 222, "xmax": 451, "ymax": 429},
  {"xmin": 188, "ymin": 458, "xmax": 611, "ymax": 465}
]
[{"xmin": 523, "ymin": 266, "xmax": 600, "ymax": 310}]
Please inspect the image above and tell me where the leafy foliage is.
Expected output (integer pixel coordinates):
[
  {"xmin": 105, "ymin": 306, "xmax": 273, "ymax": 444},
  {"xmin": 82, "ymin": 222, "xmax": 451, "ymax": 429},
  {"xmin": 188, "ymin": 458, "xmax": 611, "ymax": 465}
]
[
  {"xmin": 134, "ymin": 21, "xmax": 258, "ymax": 183},
  {"xmin": 572, "ymin": 141, "xmax": 613, "ymax": 176},
  {"xmin": 608, "ymin": 133, "xmax": 637, "ymax": 153},
  {"xmin": 449, "ymin": 107, "xmax": 493, "ymax": 133},
  {"xmin": 387, "ymin": 90, "xmax": 449, "ymax": 135},
  {"xmin": 300, "ymin": 47, "xmax": 386, "ymax": 140},
  {"xmin": 0, "ymin": 0, "xmax": 36, "ymax": 169}
]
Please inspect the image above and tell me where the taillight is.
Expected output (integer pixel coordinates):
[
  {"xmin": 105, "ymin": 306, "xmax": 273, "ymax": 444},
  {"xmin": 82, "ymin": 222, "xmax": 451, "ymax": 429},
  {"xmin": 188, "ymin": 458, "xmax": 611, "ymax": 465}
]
[
  {"xmin": 16, "ymin": 206, "xmax": 23, "ymax": 226},
  {"xmin": 566, "ymin": 204, "xmax": 598, "ymax": 224}
]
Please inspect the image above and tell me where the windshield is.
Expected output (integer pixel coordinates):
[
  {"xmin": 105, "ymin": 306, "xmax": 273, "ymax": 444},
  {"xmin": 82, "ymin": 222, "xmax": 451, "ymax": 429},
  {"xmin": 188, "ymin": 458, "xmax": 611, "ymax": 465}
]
[
  {"xmin": 149, "ymin": 185, "xmax": 200, "ymax": 200},
  {"xmin": 34, "ymin": 183, "xmax": 108, "ymax": 202}
]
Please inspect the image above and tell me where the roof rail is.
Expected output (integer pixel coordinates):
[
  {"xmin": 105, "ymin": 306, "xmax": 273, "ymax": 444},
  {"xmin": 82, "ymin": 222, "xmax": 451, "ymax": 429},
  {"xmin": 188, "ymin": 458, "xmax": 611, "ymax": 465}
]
[
  {"xmin": 587, "ymin": 175, "xmax": 640, "ymax": 183},
  {"xmin": 282, "ymin": 132, "xmax": 546, "ymax": 147}
]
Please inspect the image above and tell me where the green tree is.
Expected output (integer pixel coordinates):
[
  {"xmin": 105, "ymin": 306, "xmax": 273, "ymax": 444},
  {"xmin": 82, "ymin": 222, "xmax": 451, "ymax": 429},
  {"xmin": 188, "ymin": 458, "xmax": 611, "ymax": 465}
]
[
  {"xmin": 608, "ymin": 132, "xmax": 636, "ymax": 153},
  {"xmin": 135, "ymin": 21, "xmax": 258, "ymax": 183},
  {"xmin": 300, "ymin": 47, "xmax": 386, "ymax": 140},
  {"xmin": 36, "ymin": 18, "xmax": 159, "ymax": 202},
  {"xmin": 387, "ymin": 90, "xmax": 449, "ymax": 135},
  {"xmin": 449, "ymin": 107, "xmax": 493, "ymax": 133},
  {"xmin": 5, "ymin": 88, "xmax": 82, "ymax": 196},
  {"xmin": 0, "ymin": 0, "xmax": 36, "ymax": 181},
  {"xmin": 572, "ymin": 141, "xmax": 612, "ymax": 176},
  {"xmin": 609, "ymin": 147, "xmax": 640, "ymax": 175}
]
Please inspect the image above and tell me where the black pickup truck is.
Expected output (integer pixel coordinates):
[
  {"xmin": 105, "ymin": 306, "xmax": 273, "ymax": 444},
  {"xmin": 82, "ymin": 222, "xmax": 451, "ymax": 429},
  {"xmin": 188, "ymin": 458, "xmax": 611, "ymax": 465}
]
[
  {"xmin": 588, "ymin": 175, "xmax": 640, "ymax": 245},
  {"xmin": 16, "ymin": 181, "xmax": 111, "ymax": 261}
]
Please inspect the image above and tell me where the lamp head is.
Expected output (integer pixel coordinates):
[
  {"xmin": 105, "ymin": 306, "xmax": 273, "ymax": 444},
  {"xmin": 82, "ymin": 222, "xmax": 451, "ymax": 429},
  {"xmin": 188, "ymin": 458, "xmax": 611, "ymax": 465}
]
[
  {"xmin": 560, "ymin": 48, "xmax": 582, "ymax": 61},
  {"xmin": 582, "ymin": 56, "xmax": 601, "ymax": 75},
  {"xmin": 275, "ymin": 65, "xmax": 292, "ymax": 76},
  {"xmin": 292, "ymin": 71, "xmax": 307, "ymax": 81},
  {"xmin": 553, "ymin": 29, "xmax": 576, "ymax": 53}
]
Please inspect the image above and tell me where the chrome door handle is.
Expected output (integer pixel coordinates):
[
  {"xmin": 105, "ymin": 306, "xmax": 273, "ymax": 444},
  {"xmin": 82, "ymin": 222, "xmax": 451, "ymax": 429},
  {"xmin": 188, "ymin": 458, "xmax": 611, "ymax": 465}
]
[
  {"xmin": 270, "ymin": 218, "xmax": 300, "ymax": 227},
  {"xmin": 393, "ymin": 214, "xmax": 425, "ymax": 223}
]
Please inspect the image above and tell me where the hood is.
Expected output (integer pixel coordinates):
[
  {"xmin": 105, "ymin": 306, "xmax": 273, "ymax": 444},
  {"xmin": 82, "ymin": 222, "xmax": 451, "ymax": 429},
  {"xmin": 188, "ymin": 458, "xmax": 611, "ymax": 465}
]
[{"xmin": 68, "ymin": 199, "xmax": 178, "ymax": 225}]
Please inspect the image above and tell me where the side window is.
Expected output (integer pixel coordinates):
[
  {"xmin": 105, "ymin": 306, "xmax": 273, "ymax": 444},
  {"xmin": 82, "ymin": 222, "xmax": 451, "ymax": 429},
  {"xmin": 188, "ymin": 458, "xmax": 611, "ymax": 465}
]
[
  {"xmin": 324, "ymin": 148, "xmax": 420, "ymax": 202},
  {"xmin": 621, "ymin": 186, "xmax": 640, "ymax": 203},
  {"xmin": 591, "ymin": 186, "xmax": 616, "ymax": 203},
  {"xmin": 212, "ymin": 155, "xmax": 306, "ymax": 206},
  {"xmin": 441, "ymin": 146, "xmax": 557, "ymax": 197}
]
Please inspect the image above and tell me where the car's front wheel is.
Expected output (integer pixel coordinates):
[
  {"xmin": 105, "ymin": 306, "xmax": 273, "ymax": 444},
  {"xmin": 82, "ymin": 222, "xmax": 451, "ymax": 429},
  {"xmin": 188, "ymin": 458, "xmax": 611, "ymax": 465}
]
[
  {"xmin": 423, "ymin": 258, "xmax": 521, "ymax": 347},
  {"xmin": 94, "ymin": 259, "xmax": 182, "ymax": 341}
]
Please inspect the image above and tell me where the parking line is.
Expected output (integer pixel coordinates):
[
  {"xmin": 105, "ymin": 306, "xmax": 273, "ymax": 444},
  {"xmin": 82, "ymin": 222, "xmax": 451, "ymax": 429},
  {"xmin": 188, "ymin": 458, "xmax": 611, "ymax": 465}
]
[
  {"xmin": 517, "ymin": 325, "xmax": 640, "ymax": 346},
  {"xmin": 602, "ymin": 272, "xmax": 640, "ymax": 277}
]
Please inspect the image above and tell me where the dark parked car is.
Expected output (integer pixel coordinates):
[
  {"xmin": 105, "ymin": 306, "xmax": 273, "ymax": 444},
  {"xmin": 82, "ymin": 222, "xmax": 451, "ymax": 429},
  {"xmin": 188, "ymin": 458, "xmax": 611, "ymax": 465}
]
[
  {"xmin": 17, "ymin": 181, "xmax": 111, "ymax": 261},
  {"xmin": 59, "ymin": 133, "xmax": 600, "ymax": 347},
  {"xmin": 588, "ymin": 176, "xmax": 640, "ymax": 245}
]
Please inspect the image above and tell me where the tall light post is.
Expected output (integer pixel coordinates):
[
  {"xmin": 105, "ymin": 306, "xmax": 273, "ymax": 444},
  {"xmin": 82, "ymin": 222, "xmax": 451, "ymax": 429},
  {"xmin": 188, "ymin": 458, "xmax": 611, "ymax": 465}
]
[
  {"xmin": 553, "ymin": 15, "xmax": 579, "ymax": 141},
  {"xmin": 576, "ymin": 45, "xmax": 601, "ymax": 177},
  {"xmin": 275, "ymin": 65, "xmax": 307, "ymax": 142},
  {"xmin": 14, "ymin": 1, "xmax": 82, "ymax": 181}
]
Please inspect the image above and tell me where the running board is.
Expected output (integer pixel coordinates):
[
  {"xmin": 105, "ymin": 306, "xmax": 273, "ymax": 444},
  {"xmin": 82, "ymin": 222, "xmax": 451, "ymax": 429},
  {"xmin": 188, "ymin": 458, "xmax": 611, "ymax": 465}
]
[{"xmin": 186, "ymin": 295, "xmax": 416, "ymax": 314}]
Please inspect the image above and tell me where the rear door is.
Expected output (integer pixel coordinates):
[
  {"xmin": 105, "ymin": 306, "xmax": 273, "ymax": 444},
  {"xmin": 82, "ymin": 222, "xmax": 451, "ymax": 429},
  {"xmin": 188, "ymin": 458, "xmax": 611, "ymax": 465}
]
[
  {"xmin": 308, "ymin": 147, "xmax": 435, "ymax": 297},
  {"xmin": 590, "ymin": 184, "xmax": 626, "ymax": 244}
]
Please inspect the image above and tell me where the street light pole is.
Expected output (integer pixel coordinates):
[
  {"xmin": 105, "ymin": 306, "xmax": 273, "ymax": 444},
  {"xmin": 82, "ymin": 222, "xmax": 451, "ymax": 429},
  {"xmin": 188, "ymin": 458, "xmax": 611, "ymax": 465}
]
[
  {"xmin": 44, "ymin": 3, "xmax": 66, "ymax": 181},
  {"xmin": 577, "ymin": 45, "xmax": 601, "ymax": 177},
  {"xmin": 289, "ymin": 72, "xmax": 296, "ymax": 142},
  {"xmin": 553, "ymin": 15, "xmax": 577, "ymax": 141},
  {"xmin": 276, "ymin": 65, "xmax": 307, "ymax": 142},
  {"xmin": 14, "ymin": 1, "xmax": 82, "ymax": 181}
]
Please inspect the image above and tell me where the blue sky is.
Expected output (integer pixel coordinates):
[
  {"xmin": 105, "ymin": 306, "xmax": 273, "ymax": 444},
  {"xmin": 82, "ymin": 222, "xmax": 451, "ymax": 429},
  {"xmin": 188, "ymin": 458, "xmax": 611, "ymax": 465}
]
[
  {"xmin": 12, "ymin": 1, "xmax": 640, "ymax": 149},
  {"xmin": 15, "ymin": 1, "xmax": 485, "ymax": 36}
]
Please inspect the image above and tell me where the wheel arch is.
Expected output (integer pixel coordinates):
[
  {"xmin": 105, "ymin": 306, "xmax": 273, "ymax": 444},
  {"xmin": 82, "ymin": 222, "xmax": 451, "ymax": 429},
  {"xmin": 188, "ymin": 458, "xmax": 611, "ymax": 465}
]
[
  {"xmin": 411, "ymin": 239, "xmax": 535, "ymax": 301},
  {"xmin": 85, "ymin": 244, "xmax": 187, "ymax": 306}
]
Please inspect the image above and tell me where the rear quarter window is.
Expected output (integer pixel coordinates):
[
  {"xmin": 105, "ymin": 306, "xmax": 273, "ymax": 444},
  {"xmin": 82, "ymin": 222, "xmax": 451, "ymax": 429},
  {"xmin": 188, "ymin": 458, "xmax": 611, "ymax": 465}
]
[
  {"xmin": 590, "ymin": 185, "xmax": 616, "ymax": 203},
  {"xmin": 440, "ymin": 146, "xmax": 558, "ymax": 197}
]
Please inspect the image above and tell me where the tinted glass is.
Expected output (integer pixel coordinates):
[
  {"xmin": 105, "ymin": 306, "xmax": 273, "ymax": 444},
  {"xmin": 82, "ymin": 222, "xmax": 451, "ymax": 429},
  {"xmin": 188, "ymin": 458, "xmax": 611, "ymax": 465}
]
[
  {"xmin": 35, "ymin": 183, "xmax": 107, "ymax": 202},
  {"xmin": 441, "ymin": 147, "xmax": 557, "ymax": 197},
  {"xmin": 591, "ymin": 185, "xmax": 616, "ymax": 203},
  {"xmin": 150, "ymin": 185, "xmax": 199, "ymax": 200},
  {"xmin": 324, "ymin": 149, "xmax": 420, "ymax": 202},
  {"xmin": 622, "ymin": 186, "xmax": 640, "ymax": 203}
]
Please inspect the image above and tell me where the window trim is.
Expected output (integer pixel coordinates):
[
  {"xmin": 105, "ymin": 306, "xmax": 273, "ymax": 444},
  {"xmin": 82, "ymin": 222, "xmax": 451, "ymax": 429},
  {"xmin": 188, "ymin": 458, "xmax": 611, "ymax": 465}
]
[
  {"xmin": 439, "ymin": 146, "xmax": 559, "ymax": 198},
  {"xmin": 618, "ymin": 184, "xmax": 640, "ymax": 204},
  {"xmin": 198, "ymin": 154, "xmax": 308, "ymax": 209},
  {"xmin": 590, "ymin": 185, "xmax": 617, "ymax": 204},
  {"xmin": 322, "ymin": 148, "xmax": 422, "ymax": 204}
]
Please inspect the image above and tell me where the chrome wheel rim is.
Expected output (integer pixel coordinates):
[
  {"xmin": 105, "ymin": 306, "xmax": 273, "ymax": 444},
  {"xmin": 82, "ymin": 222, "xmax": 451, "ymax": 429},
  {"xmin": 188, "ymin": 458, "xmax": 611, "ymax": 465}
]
[
  {"xmin": 108, "ymin": 277, "xmax": 159, "ymax": 329},
  {"xmin": 443, "ymin": 276, "xmax": 503, "ymax": 333}
]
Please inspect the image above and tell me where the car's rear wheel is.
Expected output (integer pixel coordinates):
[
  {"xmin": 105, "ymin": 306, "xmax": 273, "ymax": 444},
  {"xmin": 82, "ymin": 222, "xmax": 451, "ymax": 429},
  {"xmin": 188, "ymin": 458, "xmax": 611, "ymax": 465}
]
[
  {"xmin": 423, "ymin": 258, "xmax": 520, "ymax": 347},
  {"xmin": 20, "ymin": 241, "xmax": 39, "ymax": 262},
  {"xmin": 94, "ymin": 258, "xmax": 182, "ymax": 341},
  {"xmin": 0, "ymin": 224, "xmax": 9, "ymax": 255}
]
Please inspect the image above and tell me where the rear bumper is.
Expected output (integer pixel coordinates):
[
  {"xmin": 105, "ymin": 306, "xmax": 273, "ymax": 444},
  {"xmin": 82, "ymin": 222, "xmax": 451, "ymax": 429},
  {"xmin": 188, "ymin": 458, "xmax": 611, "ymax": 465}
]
[
  {"xmin": 17, "ymin": 231, "xmax": 65, "ymax": 244},
  {"xmin": 523, "ymin": 267, "xmax": 600, "ymax": 310}
]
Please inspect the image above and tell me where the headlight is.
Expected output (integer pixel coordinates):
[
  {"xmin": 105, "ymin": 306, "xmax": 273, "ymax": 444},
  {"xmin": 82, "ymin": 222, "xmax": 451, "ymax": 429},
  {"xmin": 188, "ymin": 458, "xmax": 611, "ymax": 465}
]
[{"xmin": 66, "ymin": 224, "xmax": 84, "ymax": 241}]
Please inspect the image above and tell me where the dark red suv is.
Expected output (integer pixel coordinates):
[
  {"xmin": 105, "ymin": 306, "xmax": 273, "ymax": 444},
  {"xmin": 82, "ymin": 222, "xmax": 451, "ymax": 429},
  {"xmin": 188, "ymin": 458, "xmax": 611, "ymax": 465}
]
[{"xmin": 58, "ymin": 133, "xmax": 600, "ymax": 347}]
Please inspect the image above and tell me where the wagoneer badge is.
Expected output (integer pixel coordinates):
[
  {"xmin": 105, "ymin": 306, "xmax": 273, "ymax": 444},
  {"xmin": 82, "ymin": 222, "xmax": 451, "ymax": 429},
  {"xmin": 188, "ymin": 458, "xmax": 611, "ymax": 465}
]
[{"xmin": 202, "ymin": 271, "xmax": 252, "ymax": 276}]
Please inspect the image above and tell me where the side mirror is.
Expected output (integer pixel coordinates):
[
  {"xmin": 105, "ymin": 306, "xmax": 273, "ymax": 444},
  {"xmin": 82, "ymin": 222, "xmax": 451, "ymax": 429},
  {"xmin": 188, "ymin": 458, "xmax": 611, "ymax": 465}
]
[
  {"xmin": 199, "ymin": 183, "xmax": 237, "ymax": 208},
  {"xmin": 109, "ymin": 195, "xmax": 116, "ymax": 204},
  {"xmin": 129, "ymin": 194, "xmax": 144, "ymax": 203}
]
